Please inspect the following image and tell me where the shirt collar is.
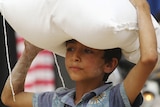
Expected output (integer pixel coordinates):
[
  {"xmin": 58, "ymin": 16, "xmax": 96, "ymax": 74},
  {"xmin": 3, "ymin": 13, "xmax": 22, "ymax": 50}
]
[
  {"xmin": 89, "ymin": 82, "xmax": 112, "ymax": 97},
  {"xmin": 61, "ymin": 82, "xmax": 113, "ymax": 106}
]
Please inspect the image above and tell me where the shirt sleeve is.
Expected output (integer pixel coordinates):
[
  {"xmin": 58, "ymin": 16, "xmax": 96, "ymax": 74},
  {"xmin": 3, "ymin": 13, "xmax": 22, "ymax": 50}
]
[
  {"xmin": 32, "ymin": 92, "xmax": 55, "ymax": 107},
  {"xmin": 109, "ymin": 82, "xmax": 143, "ymax": 107}
]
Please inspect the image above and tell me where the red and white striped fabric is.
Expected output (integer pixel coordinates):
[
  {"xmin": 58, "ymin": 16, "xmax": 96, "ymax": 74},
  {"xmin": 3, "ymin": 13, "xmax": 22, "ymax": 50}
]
[{"xmin": 16, "ymin": 34, "xmax": 55, "ymax": 93}]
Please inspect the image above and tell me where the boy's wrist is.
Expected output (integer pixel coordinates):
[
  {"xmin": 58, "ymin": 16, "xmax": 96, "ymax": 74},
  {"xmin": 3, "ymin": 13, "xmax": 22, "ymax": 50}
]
[{"xmin": 18, "ymin": 51, "xmax": 37, "ymax": 68}]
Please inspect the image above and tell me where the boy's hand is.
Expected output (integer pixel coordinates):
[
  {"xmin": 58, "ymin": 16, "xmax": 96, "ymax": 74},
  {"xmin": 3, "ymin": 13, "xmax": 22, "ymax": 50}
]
[{"xmin": 130, "ymin": 0, "xmax": 150, "ymax": 10}]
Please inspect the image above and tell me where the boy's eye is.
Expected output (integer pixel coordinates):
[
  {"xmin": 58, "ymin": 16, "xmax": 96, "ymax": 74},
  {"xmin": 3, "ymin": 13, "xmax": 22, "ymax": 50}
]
[
  {"xmin": 66, "ymin": 47, "xmax": 74, "ymax": 52},
  {"xmin": 84, "ymin": 49, "xmax": 93, "ymax": 54}
]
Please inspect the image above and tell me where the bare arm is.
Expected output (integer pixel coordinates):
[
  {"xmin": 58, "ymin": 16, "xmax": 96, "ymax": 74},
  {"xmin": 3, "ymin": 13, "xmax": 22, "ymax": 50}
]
[
  {"xmin": 124, "ymin": 0, "xmax": 158, "ymax": 104},
  {"xmin": 1, "ymin": 41, "xmax": 42, "ymax": 107}
]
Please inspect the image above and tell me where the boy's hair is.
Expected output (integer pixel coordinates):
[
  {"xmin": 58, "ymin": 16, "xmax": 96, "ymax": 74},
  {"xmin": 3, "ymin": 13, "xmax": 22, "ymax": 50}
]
[{"xmin": 102, "ymin": 48, "xmax": 122, "ymax": 81}]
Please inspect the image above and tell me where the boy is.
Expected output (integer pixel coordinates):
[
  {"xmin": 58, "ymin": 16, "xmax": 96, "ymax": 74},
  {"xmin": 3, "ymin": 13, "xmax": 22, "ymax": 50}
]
[{"xmin": 1, "ymin": 0, "xmax": 158, "ymax": 107}]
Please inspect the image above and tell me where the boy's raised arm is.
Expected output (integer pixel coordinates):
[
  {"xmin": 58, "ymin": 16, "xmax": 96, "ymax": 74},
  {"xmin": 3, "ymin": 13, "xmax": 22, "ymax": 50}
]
[
  {"xmin": 1, "ymin": 41, "xmax": 42, "ymax": 107},
  {"xmin": 124, "ymin": 0, "xmax": 158, "ymax": 105}
]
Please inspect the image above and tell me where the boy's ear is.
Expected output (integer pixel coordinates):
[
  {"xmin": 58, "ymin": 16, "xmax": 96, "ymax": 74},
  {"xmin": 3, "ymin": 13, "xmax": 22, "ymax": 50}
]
[{"xmin": 104, "ymin": 58, "xmax": 118, "ymax": 73}]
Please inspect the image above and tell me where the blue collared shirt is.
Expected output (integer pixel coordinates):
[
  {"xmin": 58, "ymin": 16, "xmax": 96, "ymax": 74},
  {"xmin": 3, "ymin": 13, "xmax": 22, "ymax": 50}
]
[{"xmin": 33, "ymin": 82, "xmax": 143, "ymax": 107}]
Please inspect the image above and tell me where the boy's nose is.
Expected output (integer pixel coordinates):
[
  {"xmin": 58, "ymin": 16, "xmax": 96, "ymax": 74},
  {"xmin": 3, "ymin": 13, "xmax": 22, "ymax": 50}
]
[{"xmin": 72, "ymin": 50, "xmax": 81, "ymax": 62}]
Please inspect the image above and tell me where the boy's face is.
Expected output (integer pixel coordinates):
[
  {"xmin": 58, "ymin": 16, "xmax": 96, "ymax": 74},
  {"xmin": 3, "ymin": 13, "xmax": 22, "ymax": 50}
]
[{"xmin": 65, "ymin": 40, "xmax": 107, "ymax": 83}]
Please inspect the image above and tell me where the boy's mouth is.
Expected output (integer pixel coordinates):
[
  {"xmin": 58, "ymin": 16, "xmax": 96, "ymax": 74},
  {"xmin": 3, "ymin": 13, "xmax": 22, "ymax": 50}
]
[{"xmin": 69, "ymin": 66, "xmax": 83, "ymax": 72}]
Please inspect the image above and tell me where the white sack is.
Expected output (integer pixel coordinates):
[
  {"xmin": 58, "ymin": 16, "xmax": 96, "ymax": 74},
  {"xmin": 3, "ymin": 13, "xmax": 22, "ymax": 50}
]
[{"xmin": 0, "ymin": 0, "xmax": 160, "ymax": 70}]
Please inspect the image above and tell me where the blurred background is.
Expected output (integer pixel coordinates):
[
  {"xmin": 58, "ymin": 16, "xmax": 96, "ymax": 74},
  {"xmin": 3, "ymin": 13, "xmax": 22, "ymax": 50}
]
[{"xmin": 0, "ymin": 0, "xmax": 160, "ymax": 107}]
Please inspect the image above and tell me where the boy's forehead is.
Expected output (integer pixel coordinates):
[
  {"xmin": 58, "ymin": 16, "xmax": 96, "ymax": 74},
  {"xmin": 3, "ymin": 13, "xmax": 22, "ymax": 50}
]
[
  {"xmin": 66, "ymin": 39, "xmax": 77, "ymax": 44},
  {"xmin": 66, "ymin": 39, "xmax": 91, "ymax": 49},
  {"xmin": 66, "ymin": 39, "xmax": 85, "ymax": 46},
  {"xmin": 66, "ymin": 39, "xmax": 105, "ymax": 52}
]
